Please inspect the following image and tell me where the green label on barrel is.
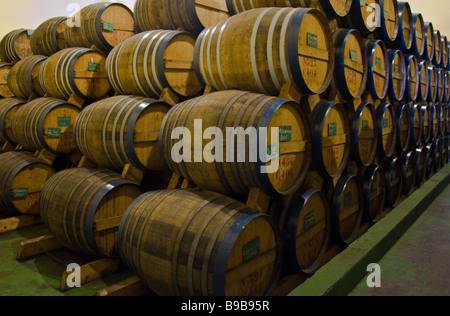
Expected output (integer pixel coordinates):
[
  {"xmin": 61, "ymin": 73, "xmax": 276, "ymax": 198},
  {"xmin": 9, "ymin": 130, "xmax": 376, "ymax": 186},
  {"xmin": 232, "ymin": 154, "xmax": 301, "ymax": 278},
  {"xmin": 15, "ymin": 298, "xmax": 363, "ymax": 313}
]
[
  {"xmin": 344, "ymin": 192, "xmax": 353, "ymax": 208},
  {"xmin": 375, "ymin": 57, "xmax": 382, "ymax": 68},
  {"xmin": 88, "ymin": 62, "xmax": 100, "ymax": 72},
  {"xmin": 328, "ymin": 123, "xmax": 337, "ymax": 137},
  {"xmin": 103, "ymin": 22, "xmax": 114, "ymax": 32},
  {"xmin": 362, "ymin": 120, "xmax": 369, "ymax": 131},
  {"xmin": 13, "ymin": 188, "xmax": 28, "ymax": 198},
  {"xmin": 360, "ymin": 0, "xmax": 366, "ymax": 6},
  {"xmin": 4, "ymin": 74, "xmax": 7, "ymax": 81},
  {"xmin": 280, "ymin": 126, "xmax": 292, "ymax": 143},
  {"xmin": 58, "ymin": 117, "xmax": 71, "ymax": 127},
  {"xmin": 394, "ymin": 64, "xmax": 400, "ymax": 73},
  {"xmin": 27, "ymin": 29, "xmax": 34, "ymax": 36},
  {"xmin": 304, "ymin": 212, "xmax": 316, "ymax": 231},
  {"xmin": 385, "ymin": 10, "xmax": 389, "ymax": 20},
  {"xmin": 307, "ymin": 33, "xmax": 318, "ymax": 48},
  {"xmin": 384, "ymin": 118, "xmax": 389, "ymax": 128},
  {"xmin": 267, "ymin": 143, "xmax": 280, "ymax": 161},
  {"xmin": 350, "ymin": 50, "xmax": 358, "ymax": 63},
  {"xmin": 48, "ymin": 128, "xmax": 61, "ymax": 138},
  {"xmin": 243, "ymin": 238, "xmax": 260, "ymax": 263}
]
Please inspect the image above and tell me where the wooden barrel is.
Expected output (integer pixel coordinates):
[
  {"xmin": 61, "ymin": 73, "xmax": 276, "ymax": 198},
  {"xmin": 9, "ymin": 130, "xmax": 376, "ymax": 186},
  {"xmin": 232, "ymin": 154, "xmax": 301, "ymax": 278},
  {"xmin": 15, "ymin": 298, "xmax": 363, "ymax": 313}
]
[
  {"xmin": 7, "ymin": 55, "xmax": 47, "ymax": 100},
  {"xmin": 441, "ymin": 36, "xmax": 449, "ymax": 69},
  {"xmin": 432, "ymin": 29, "xmax": 442, "ymax": 66},
  {"xmin": 377, "ymin": 102, "xmax": 397, "ymax": 158},
  {"xmin": 194, "ymin": 7, "xmax": 335, "ymax": 97},
  {"xmin": 417, "ymin": 60, "xmax": 430, "ymax": 102},
  {"xmin": 438, "ymin": 137, "xmax": 447, "ymax": 167},
  {"xmin": 410, "ymin": 13, "xmax": 425, "ymax": 57},
  {"xmin": 0, "ymin": 62, "xmax": 14, "ymax": 98},
  {"xmin": 437, "ymin": 68, "xmax": 445, "ymax": 102},
  {"xmin": 366, "ymin": 40, "xmax": 389, "ymax": 100},
  {"xmin": 376, "ymin": 0, "xmax": 399, "ymax": 43},
  {"xmin": 421, "ymin": 104, "xmax": 432, "ymax": 144},
  {"xmin": 396, "ymin": 103, "xmax": 411, "ymax": 153},
  {"xmin": 362, "ymin": 166, "xmax": 387, "ymax": 224},
  {"xmin": 430, "ymin": 103, "xmax": 439, "ymax": 139},
  {"xmin": 0, "ymin": 97, "xmax": 26, "ymax": 145},
  {"xmin": 160, "ymin": 90, "xmax": 312, "ymax": 197},
  {"xmin": 415, "ymin": 147, "xmax": 427, "ymax": 187},
  {"xmin": 427, "ymin": 63, "xmax": 438, "ymax": 102},
  {"xmin": 311, "ymin": 101, "xmax": 350, "ymax": 179},
  {"xmin": 446, "ymin": 103, "xmax": 450, "ymax": 135},
  {"xmin": 31, "ymin": 17, "xmax": 68, "ymax": 56},
  {"xmin": 401, "ymin": 151, "xmax": 416, "ymax": 196},
  {"xmin": 350, "ymin": 102, "xmax": 377, "ymax": 168},
  {"xmin": 11, "ymin": 97, "xmax": 80, "ymax": 155},
  {"xmin": 118, "ymin": 188, "xmax": 282, "ymax": 296},
  {"xmin": 133, "ymin": 0, "xmax": 229, "ymax": 36},
  {"xmin": 423, "ymin": 22, "xmax": 435, "ymax": 62},
  {"xmin": 106, "ymin": 30, "xmax": 203, "ymax": 99},
  {"xmin": 0, "ymin": 151, "xmax": 56, "ymax": 216},
  {"xmin": 384, "ymin": 157, "xmax": 403, "ymax": 207},
  {"xmin": 331, "ymin": 29, "xmax": 368, "ymax": 100},
  {"xmin": 437, "ymin": 104, "xmax": 445, "ymax": 137},
  {"xmin": 40, "ymin": 168, "xmax": 143, "ymax": 258},
  {"xmin": 330, "ymin": 174, "xmax": 363, "ymax": 246},
  {"xmin": 445, "ymin": 70, "xmax": 450, "ymax": 102},
  {"xmin": 410, "ymin": 103, "xmax": 423, "ymax": 148},
  {"xmin": 74, "ymin": 95, "xmax": 170, "ymax": 172},
  {"xmin": 393, "ymin": 2, "xmax": 413, "ymax": 51},
  {"xmin": 387, "ymin": 49, "xmax": 406, "ymax": 101},
  {"xmin": 404, "ymin": 55, "xmax": 419, "ymax": 102},
  {"xmin": 343, "ymin": 0, "xmax": 378, "ymax": 35},
  {"xmin": 39, "ymin": 48, "xmax": 111, "ymax": 101},
  {"xmin": 268, "ymin": 187, "xmax": 331, "ymax": 274},
  {"xmin": 435, "ymin": 138, "xmax": 444, "ymax": 170},
  {"xmin": 64, "ymin": 3, "xmax": 135, "ymax": 54},
  {"xmin": 0, "ymin": 29, "xmax": 33, "ymax": 63},
  {"xmin": 227, "ymin": 0, "xmax": 352, "ymax": 19},
  {"xmin": 445, "ymin": 136, "xmax": 450, "ymax": 164},
  {"xmin": 424, "ymin": 143, "xmax": 435, "ymax": 178}
]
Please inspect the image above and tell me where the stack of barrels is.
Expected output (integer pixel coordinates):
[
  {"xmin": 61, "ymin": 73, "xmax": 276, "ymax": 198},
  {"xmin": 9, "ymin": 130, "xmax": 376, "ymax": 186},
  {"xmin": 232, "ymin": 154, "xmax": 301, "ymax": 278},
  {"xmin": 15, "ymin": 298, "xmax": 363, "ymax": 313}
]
[{"xmin": 0, "ymin": 0, "xmax": 448, "ymax": 297}]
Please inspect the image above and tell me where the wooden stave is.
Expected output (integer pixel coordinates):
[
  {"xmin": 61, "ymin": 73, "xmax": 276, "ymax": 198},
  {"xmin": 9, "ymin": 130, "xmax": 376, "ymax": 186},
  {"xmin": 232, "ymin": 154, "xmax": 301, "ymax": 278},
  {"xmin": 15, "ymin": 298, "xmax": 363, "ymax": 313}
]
[
  {"xmin": 387, "ymin": 49, "xmax": 406, "ymax": 102},
  {"xmin": 401, "ymin": 150, "xmax": 417, "ymax": 196},
  {"xmin": 31, "ymin": 17, "xmax": 68, "ymax": 56},
  {"xmin": 350, "ymin": 102, "xmax": 378, "ymax": 168},
  {"xmin": 415, "ymin": 147, "xmax": 427, "ymax": 187},
  {"xmin": 420, "ymin": 104, "xmax": 432, "ymax": 144},
  {"xmin": 117, "ymin": 188, "xmax": 283, "ymax": 297},
  {"xmin": 7, "ymin": 55, "xmax": 47, "ymax": 100},
  {"xmin": 430, "ymin": 103, "xmax": 440, "ymax": 140},
  {"xmin": 396, "ymin": 103, "xmax": 411, "ymax": 153},
  {"xmin": 11, "ymin": 97, "xmax": 80, "ymax": 155},
  {"xmin": 424, "ymin": 142, "xmax": 435, "ymax": 179},
  {"xmin": 362, "ymin": 165, "xmax": 387, "ymax": 224},
  {"xmin": 432, "ymin": 29, "xmax": 442, "ymax": 66},
  {"xmin": 437, "ymin": 68, "xmax": 445, "ymax": 103},
  {"xmin": 39, "ymin": 47, "xmax": 111, "ymax": 100},
  {"xmin": 73, "ymin": 95, "xmax": 170, "ymax": 172},
  {"xmin": 417, "ymin": 60, "xmax": 430, "ymax": 102},
  {"xmin": 0, "ymin": 151, "xmax": 56, "ymax": 216},
  {"xmin": 331, "ymin": 28, "xmax": 368, "ymax": 100},
  {"xmin": 193, "ymin": 7, "xmax": 335, "ymax": 97},
  {"xmin": 330, "ymin": 173, "xmax": 363, "ymax": 246},
  {"xmin": 106, "ymin": 30, "xmax": 203, "ymax": 99},
  {"xmin": 40, "ymin": 168, "xmax": 143, "ymax": 258},
  {"xmin": 376, "ymin": 102, "xmax": 397, "ymax": 159},
  {"xmin": 410, "ymin": 13, "xmax": 425, "ymax": 57},
  {"xmin": 366, "ymin": 40, "xmax": 389, "ymax": 100},
  {"xmin": 384, "ymin": 156, "xmax": 403, "ymax": 207},
  {"xmin": 427, "ymin": 63, "xmax": 438, "ymax": 103},
  {"xmin": 0, "ymin": 97, "xmax": 26, "ymax": 145},
  {"xmin": 311, "ymin": 100, "xmax": 351, "ymax": 179},
  {"xmin": 160, "ymin": 90, "xmax": 312, "ymax": 197}
]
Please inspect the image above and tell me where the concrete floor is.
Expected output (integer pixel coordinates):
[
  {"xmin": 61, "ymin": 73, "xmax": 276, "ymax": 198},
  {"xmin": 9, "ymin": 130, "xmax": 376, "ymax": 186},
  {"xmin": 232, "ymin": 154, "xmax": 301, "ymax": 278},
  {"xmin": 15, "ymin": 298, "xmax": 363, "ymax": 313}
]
[{"xmin": 349, "ymin": 184, "xmax": 450, "ymax": 296}]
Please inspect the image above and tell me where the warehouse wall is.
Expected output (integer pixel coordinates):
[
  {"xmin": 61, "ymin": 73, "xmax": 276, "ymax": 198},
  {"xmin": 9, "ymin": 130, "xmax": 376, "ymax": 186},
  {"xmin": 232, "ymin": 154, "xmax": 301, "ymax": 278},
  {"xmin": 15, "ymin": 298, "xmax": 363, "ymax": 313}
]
[{"xmin": 0, "ymin": 1, "xmax": 448, "ymax": 40}]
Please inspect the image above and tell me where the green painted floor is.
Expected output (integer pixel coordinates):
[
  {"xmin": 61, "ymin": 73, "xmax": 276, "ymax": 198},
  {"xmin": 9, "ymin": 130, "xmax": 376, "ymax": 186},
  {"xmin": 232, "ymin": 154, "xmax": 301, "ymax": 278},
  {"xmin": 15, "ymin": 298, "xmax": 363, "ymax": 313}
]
[
  {"xmin": 349, "ymin": 184, "xmax": 450, "ymax": 296},
  {"xmin": 0, "ymin": 223, "xmax": 133, "ymax": 296}
]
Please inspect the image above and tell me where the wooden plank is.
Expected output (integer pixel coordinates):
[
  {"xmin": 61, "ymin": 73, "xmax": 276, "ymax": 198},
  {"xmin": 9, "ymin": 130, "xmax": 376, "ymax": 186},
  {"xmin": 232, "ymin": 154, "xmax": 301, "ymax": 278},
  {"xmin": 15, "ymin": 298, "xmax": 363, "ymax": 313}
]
[
  {"xmin": 246, "ymin": 188, "xmax": 271, "ymax": 214},
  {"xmin": 134, "ymin": 131, "xmax": 159, "ymax": 143},
  {"xmin": 121, "ymin": 163, "xmax": 145, "ymax": 185},
  {"xmin": 280, "ymin": 141, "xmax": 307, "ymax": 155},
  {"xmin": 60, "ymin": 258, "xmax": 122, "ymax": 292},
  {"xmin": 17, "ymin": 235, "xmax": 63, "ymax": 260},
  {"xmin": 96, "ymin": 276, "xmax": 154, "ymax": 297},
  {"xmin": 167, "ymin": 173, "xmax": 184, "ymax": 190},
  {"xmin": 0, "ymin": 215, "xmax": 42, "ymax": 234},
  {"xmin": 94, "ymin": 216, "xmax": 123, "ymax": 232}
]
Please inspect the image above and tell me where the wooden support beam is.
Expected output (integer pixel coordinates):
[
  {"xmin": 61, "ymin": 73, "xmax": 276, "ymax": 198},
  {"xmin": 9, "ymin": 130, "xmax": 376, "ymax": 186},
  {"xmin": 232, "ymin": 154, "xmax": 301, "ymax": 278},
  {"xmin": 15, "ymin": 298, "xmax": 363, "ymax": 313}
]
[
  {"xmin": 96, "ymin": 276, "xmax": 154, "ymax": 297},
  {"xmin": 0, "ymin": 215, "xmax": 42, "ymax": 235},
  {"xmin": 17, "ymin": 235, "xmax": 63, "ymax": 260}
]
